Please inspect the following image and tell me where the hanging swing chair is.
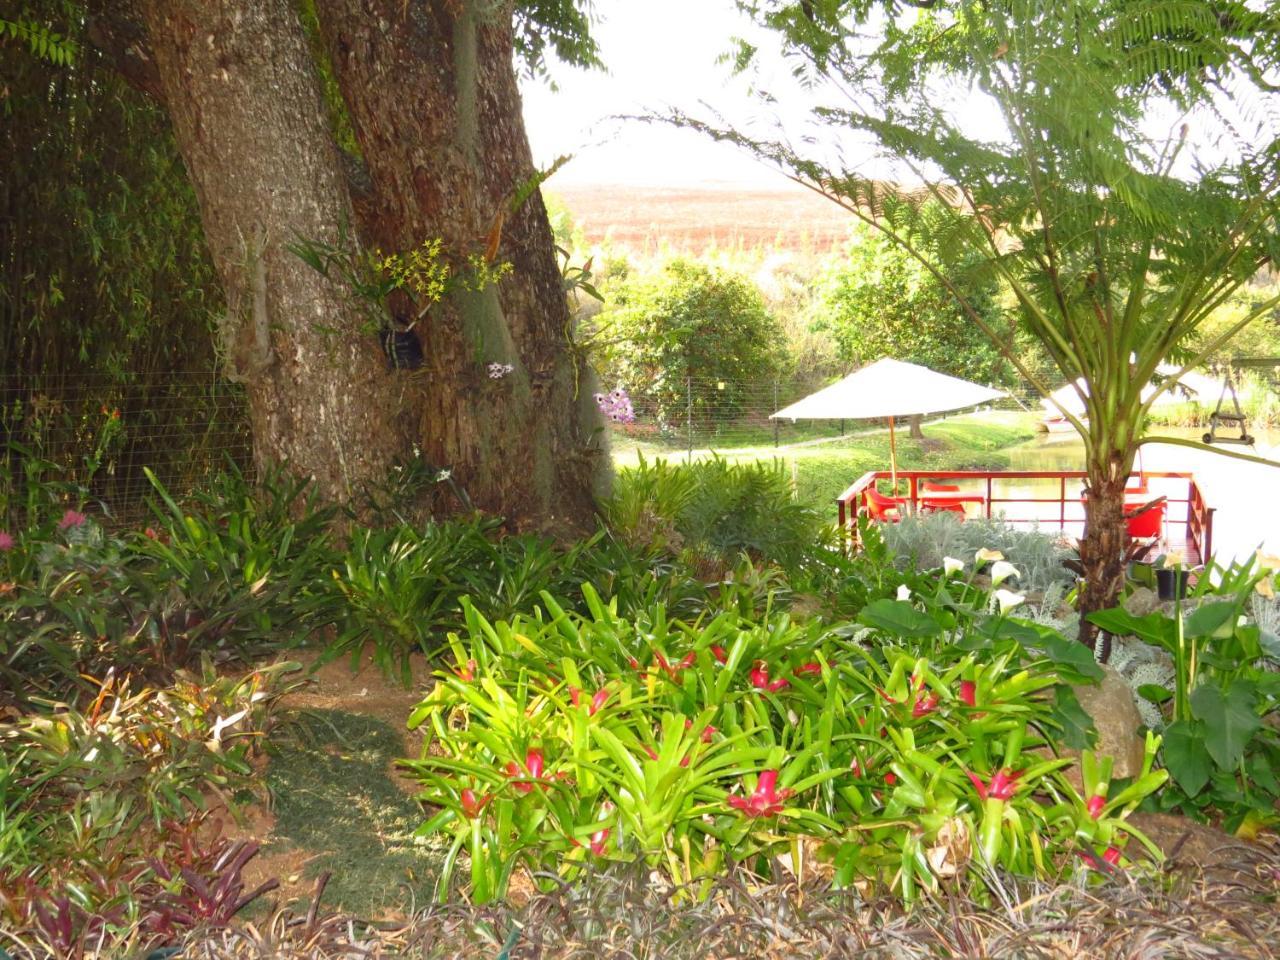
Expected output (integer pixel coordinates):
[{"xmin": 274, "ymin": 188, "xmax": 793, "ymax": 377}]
[{"xmin": 1203, "ymin": 366, "xmax": 1254, "ymax": 446}]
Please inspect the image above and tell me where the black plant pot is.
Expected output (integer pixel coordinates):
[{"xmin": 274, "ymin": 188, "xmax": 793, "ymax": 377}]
[
  {"xmin": 1156, "ymin": 567, "xmax": 1189, "ymax": 601},
  {"xmin": 380, "ymin": 328, "xmax": 424, "ymax": 371}
]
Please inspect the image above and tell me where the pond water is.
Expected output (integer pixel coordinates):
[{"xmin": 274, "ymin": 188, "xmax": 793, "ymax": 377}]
[
  {"xmin": 990, "ymin": 425, "xmax": 1280, "ymax": 562},
  {"xmin": 1005, "ymin": 425, "xmax": 1280, "ymax": 471}
]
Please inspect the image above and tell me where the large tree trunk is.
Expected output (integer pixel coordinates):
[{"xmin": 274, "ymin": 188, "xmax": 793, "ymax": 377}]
[
  {"xmin": 1077, "ymin": 451, "xmax": 1131, "ymax": 655},
  {"xmin": 138, "ymin": 0, "xmax": 406, "ymax": 503},
  {"xmin": 314, "ymin": 0, "xmax": 606, "ymax": 532}
]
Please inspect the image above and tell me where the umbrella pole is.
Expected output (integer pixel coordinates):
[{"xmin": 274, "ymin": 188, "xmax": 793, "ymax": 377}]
[{"xmin": 889, "ymin": 415, "xmax": 898, "ymax": 493}]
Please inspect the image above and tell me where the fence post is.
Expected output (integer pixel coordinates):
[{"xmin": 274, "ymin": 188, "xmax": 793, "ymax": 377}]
[
  {"xmin": 686, "ymin": 376, "xmax": 694, "ymax": 463},
  {"xmin": 773, "ymin": 379, "xmax": 780, "ymax": 449}
]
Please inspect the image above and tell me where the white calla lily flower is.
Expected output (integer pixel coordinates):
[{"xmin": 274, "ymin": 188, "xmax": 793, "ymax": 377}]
[
  {"xmin": 897, "ymin": 584, "xmax": 912, "ymax": 601},
  {"xmin": 993, "ymin": 588, "xmax": 1026, "ymax": 613},
  {"xmin": 989, "ymin": 560, "xmax": 1021, "ymax": 586},
  {"xmin": 943, "ymin": 556, "xmax": 965, "ymax": 576},
  {"xmin": 975, "ymin": 548, "xmax": 1004, "ymax": 565}
]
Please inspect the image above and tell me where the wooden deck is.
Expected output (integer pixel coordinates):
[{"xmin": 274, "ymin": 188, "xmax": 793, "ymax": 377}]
[{"xmin": 837, "ymin": 469, "xmax": 1214, "ymax": 566}]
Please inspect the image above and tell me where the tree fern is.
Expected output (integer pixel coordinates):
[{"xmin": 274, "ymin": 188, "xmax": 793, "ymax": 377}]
[{"xmin": 687, "ymin": 0, "xmax": 1280, "ymax": 645}]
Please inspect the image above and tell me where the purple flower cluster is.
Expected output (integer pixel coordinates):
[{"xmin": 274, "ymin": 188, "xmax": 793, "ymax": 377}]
[
  {"xmin": 594, "ymin": 388, "xmax": 635, "ymax": 424},
  {"xmin": 0, "ymin": 530, "xmax": 12, "ymax": 552}
]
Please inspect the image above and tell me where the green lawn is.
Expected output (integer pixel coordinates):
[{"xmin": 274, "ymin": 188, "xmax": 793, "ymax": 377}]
[
  {"xmin": 262, "ymin": 710, "xmax": 439, "ymax": 918},
  {"xmin": 611, "ymin": 411, "xmax": 1038, "ymax": 515}
]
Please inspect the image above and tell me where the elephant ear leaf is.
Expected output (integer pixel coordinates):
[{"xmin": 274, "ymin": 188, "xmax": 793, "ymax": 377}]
[
  {"xmin": 1190, "ymin": 681, "xmax": 1261, "ymax": 770},
  {"xmin": 1183, "ymin": 601, "xmax": 1237, "ymax": 639},
  {"xmin": 856, "ymin": 599, "xmax": 941, "ymax": 638},
  {"xmin": 1161, "ymin": 719, "xmax": 1212, "ymax": 796},
  {"xmin": 1085, "ymin": 608, "xmax": 1174, "ymax": 649}
]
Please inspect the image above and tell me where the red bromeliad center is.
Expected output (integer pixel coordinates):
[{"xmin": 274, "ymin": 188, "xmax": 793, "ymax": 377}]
[
  {"xmin": 506, "ymin": 748, "xmax": 545, "ymax": 793},
  {"xmin": 967, "ymin": 767, "xmax": 1022, "ymax": 801},
  {"xmin": 750, "ymin": 660, "xmax": 790, "ymax": 692},
  {"xmin": 460, "ymin": 787, "xmax": 491, "ymax": 818},
  {"xmin": 727, "ymin": 770, "xmax": 794, "ymax": 817}
]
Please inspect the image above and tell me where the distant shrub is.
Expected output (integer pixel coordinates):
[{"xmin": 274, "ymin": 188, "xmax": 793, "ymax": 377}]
[
  {"xmin": 606, "ymin": 456, "xmax": 828, "ymax": 572},
  {"xmin": 591, "ymin": 259, "xmax": 785, "ymax": 423}
]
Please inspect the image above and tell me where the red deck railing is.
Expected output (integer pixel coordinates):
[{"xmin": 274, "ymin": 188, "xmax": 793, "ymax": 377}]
[{"xmin": 836, "ymin": 469, "xmax": 1215, "ymax": 564}]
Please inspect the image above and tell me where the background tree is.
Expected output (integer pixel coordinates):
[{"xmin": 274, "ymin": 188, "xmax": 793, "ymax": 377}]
[
  {"xmin": 593, "ymin": 259, "xmax": 785, "ymax": 424},
  {"xmin": 698, "ymin": 0, "xmax": 1280, "ymax": 647},
  {"xmin": 813, "ymin": 220, "xmax": 1014, "ymax": 388}
]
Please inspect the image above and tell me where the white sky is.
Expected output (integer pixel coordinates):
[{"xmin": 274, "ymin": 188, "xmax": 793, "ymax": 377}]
[
  {"xmin": 519, "ymin": 1, "xmax": 1263, "ymax": 190},
  {"xmin": 519, "ymin": 0, "xmax": 804, "ymax": 188}
]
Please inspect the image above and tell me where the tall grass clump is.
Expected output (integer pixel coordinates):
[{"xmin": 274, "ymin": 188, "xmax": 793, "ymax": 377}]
[{"xmin": 606, "ymin": 455, "xmax": 828, "ymax": 571}]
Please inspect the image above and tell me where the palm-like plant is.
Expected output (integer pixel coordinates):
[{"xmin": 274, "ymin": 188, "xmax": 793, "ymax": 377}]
[{"xmin": 689, "ymin": 0, "xmax": 1280, "ymax": 646}]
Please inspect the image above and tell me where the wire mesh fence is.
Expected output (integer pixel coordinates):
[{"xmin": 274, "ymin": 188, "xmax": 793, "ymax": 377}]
[
  {"xmin": 597, "ymin": 374, "xmax": 1032, "ymax": 457},
  {"xmin": 0, "ymin": 373, "xmax": 252, "ymax": 525},
  {"xmin": 5, "ymin": 362, "xmax": 1273, "ymax": 524}
]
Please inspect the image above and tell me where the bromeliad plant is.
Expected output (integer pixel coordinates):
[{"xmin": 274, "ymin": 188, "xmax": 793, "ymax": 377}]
[
  {"xmin": 405, "ymin": 571, "xmax": 1165, "ymax": 904},
  {"xmin": 0, "ymin": 466, "xmax": 335, "ymax": 703},
  {"xmin": 0, "ymin": 661, "xmax": 298, "ymax": 948}
]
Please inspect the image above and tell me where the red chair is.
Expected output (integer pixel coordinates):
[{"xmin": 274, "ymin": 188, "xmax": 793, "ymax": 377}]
[
  {"xmin": 864, "ymin": 487, "xmax": 907, "ymax": 522},
  {"xmin": 921, "ymin": 480, "xmax": 966, "ymax": 516},
  {"xmin": 1124, "ymin": 497, "xmax": 1166, "ymax": 539}
]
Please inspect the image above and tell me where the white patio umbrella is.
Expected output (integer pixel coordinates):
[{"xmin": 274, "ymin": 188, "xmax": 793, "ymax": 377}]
[{"xmin": 771, "ymin": 358, "xmax": 1008, "ymax": 487}]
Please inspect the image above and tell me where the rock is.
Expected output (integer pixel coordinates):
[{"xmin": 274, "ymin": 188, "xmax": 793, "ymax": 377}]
[
  {"xmin": 1058, "ymin": 665, "xmax": 1146, "ymax": 790},
  {"xmin": 1123, "ymin": 586, "xmax": 1161, "ymax": 617}
]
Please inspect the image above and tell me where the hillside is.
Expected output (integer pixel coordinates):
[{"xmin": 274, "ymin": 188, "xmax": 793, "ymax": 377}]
[{"xmin": 551, "ymin": 182, "xmax": 856, "ymax": 254}]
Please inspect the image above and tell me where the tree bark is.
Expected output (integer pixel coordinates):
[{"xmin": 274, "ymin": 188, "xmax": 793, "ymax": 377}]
[
  {"xmin": 314, "ymin": 0, "xmax": 606, "ymax": 532},
  {"xmin": 138, "ymin": 0, "xmax": 406, "ymax": 504},
  {"xmin": 908, "ymin": 414, "xmax": 924, "ymax": 440},
  {"xmin": 1077, "ymin": 451, "xmax": 1131, "ymax": 655}
]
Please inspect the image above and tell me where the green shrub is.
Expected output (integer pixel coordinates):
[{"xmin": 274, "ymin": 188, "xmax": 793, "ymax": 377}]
[
  {"xmin": 591, "ymin": 258, "xmax": 785, "ymax": 423},
  {"xmin": 325, "ymin": 520, "xmax": 493, "ymax": 681},
  {"xmin": 607, "ymin": 456, "xmax": 828, "ymax": 572},
  {"xmin": 323, "ymin": 517, "xmax": 711, "ymax": 682},
  {"xmin": 405, "ymin": 573, "xmax": 1164, "ymax": 904},
  {"xmin": 784, "ymin": 518, "xmax": 927, "ymax": 620}
]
